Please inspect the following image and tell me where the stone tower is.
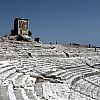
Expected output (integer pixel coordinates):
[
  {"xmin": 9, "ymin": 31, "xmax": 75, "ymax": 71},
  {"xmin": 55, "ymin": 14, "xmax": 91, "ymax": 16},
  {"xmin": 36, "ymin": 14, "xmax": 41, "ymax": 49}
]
[
  {"xmin": 14, "ymin": 18, "xmax": 29, "ymax": 35},
  {"xmin": 10, "ymin": 18, "xmax": 32, "ymax": 41}
]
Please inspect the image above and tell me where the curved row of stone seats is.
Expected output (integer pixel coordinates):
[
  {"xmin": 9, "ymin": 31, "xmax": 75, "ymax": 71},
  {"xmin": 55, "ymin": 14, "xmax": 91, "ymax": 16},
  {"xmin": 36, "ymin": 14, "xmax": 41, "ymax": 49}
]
[
  {"xmin": 0, "ymin": 60, "xmax": 27, "ymax": 83},
  {"xmin": 0, "ymin": 69, "xmax": 16, "ymax": 85},
  {"xmin": 71, "ymin": 79, "xmax": 100, "ymax": 100},
  {"xmin": 29, "ymin": 55, "xmax": 99, "ymax": 79},
  {"xmin": 60, "ymin": 45, "xmax": 99, "ymax": 58},
  {"xmin": 0, "ymin": 61, "xmax": 18, "ymax": 84},
  {"xmin": 15, "ymin": 43, "xmax": 64, "ymax": 57},
  {"xmin": 8, "ymin": 43, "xmax": 65, "ymax": 58},
  {"xmin": 1, "ymin": 41, "xmax": 100, "ymax": 60},
  {"xmin": 30, "ymin": 48, "xmax": 66, "ymax": 57},
  {"xmin": 0, "ymin": 42, "xmax": 99, "ymax": 71},
  {"xmin": 41, "ymin": 56, "xmax": 90, "ymax": 69},
  {"xmin": 3, "ymin": 74, "xmax": 37, "ymax": 100},
  {"xmin": 69, "ymin": 85, "xmax": 96, "ymax": 100},
  {"xmin": 35, "ymin": 57, "xmax": 86, "ymax": 69},
  {"xmin": 81, "ymin": 56, "xmax": 100, "ymax": 67},
  {"xmin": 36, "ymin": 57, "xmax": 97, "ymax": 85},
  {"xmin": 0, "ymin": 59, "xmax": 38, "ymax": 99},
  {"xmin": 8, "ymin": 42, "xmax": 98, "ymax": 58},
  {"xmin": 69, "ymin": 71, "xmax": 100, "ymax": 100},
  {"xmin": 85, "ymin": 75, "xmax": 100, "ymax": 87},
  {"xmin": 51, "ymin": 66, "xmax": 93, "ymax": 84},
  {"xmin": 12, "ymin": 74, "xmax": 38, "ymax": 100},
  {"xmin": 71, "ymin": 71, "xmax": 100, "ymax": 86}
]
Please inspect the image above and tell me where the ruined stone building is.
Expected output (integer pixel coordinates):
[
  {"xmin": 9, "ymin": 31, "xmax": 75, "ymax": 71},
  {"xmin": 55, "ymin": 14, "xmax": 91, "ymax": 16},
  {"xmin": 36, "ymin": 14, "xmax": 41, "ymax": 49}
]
[
  {"xmin": 11, "ymin": 18, "xmax": 32, "ymax": 41},
  {"xmin": 14, "ymin": 18, "xmax": 29, "ymax": 35}
]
